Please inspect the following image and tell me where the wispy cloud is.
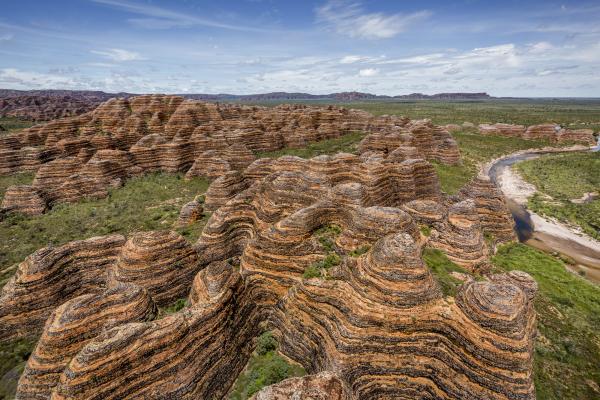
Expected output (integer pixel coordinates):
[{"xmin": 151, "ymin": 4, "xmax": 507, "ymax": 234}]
[
  {"xmin": 359, "ymin": 68, "xmax": 378, "ymax": 77},
  {"xmin": 340, "ymin": 55, "xmax": 385, "ymax": 64},
  {"xmin": 0, "ymin": 33, "xmax": 14, "ymax": 42},
  {"xmin": 91, "ymin": 0, "xmax": 274, "ymax": 32},
  {"xmin": 316, "ymin": 0, "xmax": 430, "ymax": 39},
  {"xmin": 91, "ymin": 48, "xmax": 144, "ymax": 61}
]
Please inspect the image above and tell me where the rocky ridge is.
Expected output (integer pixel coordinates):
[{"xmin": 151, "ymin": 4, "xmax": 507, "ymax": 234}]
[{"xmin": 0, "ymin": 95, "xmax": 101, "ymax": 122}]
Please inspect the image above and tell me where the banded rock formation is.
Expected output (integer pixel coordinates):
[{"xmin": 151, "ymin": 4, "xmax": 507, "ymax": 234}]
[
  {"xmin": 16, "ymin": 283, "xmax": 157, "ymax": 400},
  {"xmin": 359, "ymin": 117, "xmax": 461, "ymax": 164},
  {"xmin": 1, "ymin": 162, "xmax": 534, "ymax": 399},
  {"xmin": 479, "ymin": 122, "xmax": 595, "ymax": 145},
  {"xmin": 0, "ymin": 231, "xmax": 202, "ymax": 342},
  {"xmin": 1, "ymin": 95, "xmax": 461, "ymax": 215},
  {"xmin": 0, "ymin": 100, "xmax": 536, "ymax": 398}
]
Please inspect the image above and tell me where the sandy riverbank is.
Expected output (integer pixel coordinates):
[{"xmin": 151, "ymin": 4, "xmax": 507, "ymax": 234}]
[
  {"xmin": 496, "ymin": 165, "xmax": 600, "ymax": 252},
  {"xmin": 485, "ymin": 145, "xmax": 600, "ymax": 283}
]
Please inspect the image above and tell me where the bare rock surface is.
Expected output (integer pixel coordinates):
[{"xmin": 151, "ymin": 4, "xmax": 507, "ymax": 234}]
[{"xmin": 250, "ymin": 372, "xmax": 351, "ymax": 400}]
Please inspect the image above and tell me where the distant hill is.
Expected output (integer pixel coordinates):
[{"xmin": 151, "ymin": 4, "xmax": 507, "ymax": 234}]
[
  {"xmin": 0, "ymin": 89, "xmax": 132, "ymax": 101},
  {"xmin": 180, "ymin": 91, "xmax": 493, "ymax": 101},
  {"xmin": 0, "ymin": 89, "xmax": 493, "ymax": 102}
]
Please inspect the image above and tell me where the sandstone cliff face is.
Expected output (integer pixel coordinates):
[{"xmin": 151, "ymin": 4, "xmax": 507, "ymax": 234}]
[
  {"xmin": 479, "ymin": 122, "xmax": 596, "ymax": 144},
  {"xmin": 1, "ymin": 95, "xmax": 461, "ymax": 215}
]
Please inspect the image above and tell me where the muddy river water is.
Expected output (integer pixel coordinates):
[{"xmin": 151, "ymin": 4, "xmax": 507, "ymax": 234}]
[{"xmin": 486, "ymin": 138, "xmax": 600, "ymax": 283}]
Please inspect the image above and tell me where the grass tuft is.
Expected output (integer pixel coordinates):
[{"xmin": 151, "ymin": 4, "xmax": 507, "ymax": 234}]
[
  {"xmin": 422, "ymin": 248, "xmax": 469, "ymax": 297},
  {"xmin": 228, "ymin": 331, "xmax": 305, "ymax": 399}
]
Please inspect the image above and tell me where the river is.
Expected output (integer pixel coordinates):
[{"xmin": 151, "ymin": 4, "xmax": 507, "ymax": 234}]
[{"xmin": 486, "ymin": 137, "xmax": 600, "ymax": 283}]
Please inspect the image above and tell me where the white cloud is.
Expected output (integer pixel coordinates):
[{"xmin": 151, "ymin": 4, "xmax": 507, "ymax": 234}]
[
  {"xmin": 0, "ymin": 33, "xmax": 13, "ymax": 42},
  {"xmin": 91, "ymin": 48, "xmax": 144, "ymax": 61},
  {"xmin": 0, "ymin": 68, "xmax": 77, "ymax": 88},
  {"xmin": 528, "ymin": 41, "xmax": 554, "ymax": 54},
  {"xmin": 340, "ymin": 55, "xmax": 365, "ymax": 64},
  {"xmin": 359, "ymin": 68, "xmax": 378, "ymax": 77},
  {"xmin": 340, "ymin": 55, "xmax": 385, "ymax": 64},
  {"xmin": 316, "ymin": 1, "xmax": 430, "ymax": 39}
]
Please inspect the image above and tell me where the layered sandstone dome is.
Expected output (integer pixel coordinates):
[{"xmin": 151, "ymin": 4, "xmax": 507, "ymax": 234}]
[
  {"xmin": 0, "ymin": 131, "xmax": 534, "ymax": 399},
  {"xmin": 1, "ymin": 95, "xmax": 461, "ymax": 215},
  {"xmin": 0, "ymin": 96, "xmax": 537, "ymax": 399}
]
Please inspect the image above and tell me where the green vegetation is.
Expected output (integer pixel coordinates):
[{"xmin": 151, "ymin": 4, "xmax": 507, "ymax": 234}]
[
  {"xmin": 0, "ymin": 117, "xmax": 36, "ymax": 133},
  {"xmin": 516, "ymin": 153, "xmax": 600, "ymax": 240},
  {"xmin": 423, "ymin": 243, "xmax": 600, "ymax": 398},
  {"xmin": 419, "ymin": 225, "xmax": 432, "ymax": 237},
  {"xmin": 253, "ymin": 105, "xmax": 570, "ymax": 195},
  {"xmin": 346, "ymin": 100, "xmax": 600, "ymax": 131},
  {"xmin": 422, "ymin": 248, "xmax": 470, "ymax": 297},
  {"xmin": 303, "ymin": 224, "xmax": 343, "ymax": 279},
  {"xmin": 492, "ymin": 243, "xmax": 600, "ymax": 399},
  {"xmin": 229, "ymin": 331, "xmax": 305, "ymax": 399},
  {"xmin": 256, "ymin": 131, "xmax": 366, "ymax": 159},
  {"xmin": 349, "ymin": 245, "xmax": 370, "ymax": 257},
  {"xmin": 0, "ymin": 338, "xmax": 35, "ymax": 400},
  {"xmin": 158, "ymin": 298, "xmax": 188, "ymax": 317},
  {"xmin": 246, "ymin": 99, "xmax": 600, "ymax": 131},
  {"xmin": 0, "ymin": 173, "xmax": 209, "ymax": 287},
  {"xmin": 0, "ymin": 172, "xmax": 34, "ymax": 202}
]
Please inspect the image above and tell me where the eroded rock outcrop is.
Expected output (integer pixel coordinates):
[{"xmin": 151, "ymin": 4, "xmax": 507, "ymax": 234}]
[
  {"xmin": 1, "ymin": 95, "xmax": 462, "ymax": 215},
  {"xmin": 0, "ymin": 95, "xmax": 101, "ymax": 122},
  {"xmin": 16, "ymin": 283, "xmax": 156, "ymax": 399},
  {"xmin": 479, "ymin": 122, "xmax": 595, "ymax": 145},
  {"xmin": 250, "ymin": 372, "xmax": 351, "ymax": 400},
  {"xmin": 0, "ymin": 106, "xmax": 535, "ymax": 399},
  {"xmin": 2, "ymin": 198, "xmax": 533, "ymax": 400},
  {"xmin": 0, "ymin": 235, "xmax": 126, "ymax": 341}
]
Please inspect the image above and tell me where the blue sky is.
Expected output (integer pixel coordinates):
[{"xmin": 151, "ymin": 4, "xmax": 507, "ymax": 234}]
[{"xmin": 0, "ymin": 0, "xmax": 599, "ymax": 96}]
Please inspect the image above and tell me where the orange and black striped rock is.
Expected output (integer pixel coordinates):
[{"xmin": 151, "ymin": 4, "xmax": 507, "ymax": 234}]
[
  {"xmin": 459, "ymin": 175, "xmax": 517, "ymax": 243},
  {"xmin": 4, "ymin": 190, "xmax": 534, "ymax": 400},
  {"xmin": 112, "ymin": 231, "xmax": 199, "ymax": 306},
  {"xmin": 1, "ymin": 95, "xmax": 462, "ymax": 215},
  {"xmin": 16, "ymin": 282, "xmax": 156, "ymax": 399},
  {"xmin": 0, "ymin": 235, "xmax": 126, "ymax": 341}
]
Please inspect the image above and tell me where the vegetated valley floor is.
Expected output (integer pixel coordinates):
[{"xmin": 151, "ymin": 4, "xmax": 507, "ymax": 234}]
[{"xmin": 1, "ymin": 101, "xmax": 600, "ymax": 399}]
